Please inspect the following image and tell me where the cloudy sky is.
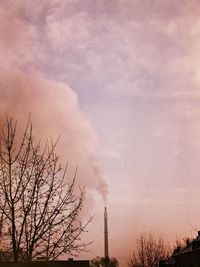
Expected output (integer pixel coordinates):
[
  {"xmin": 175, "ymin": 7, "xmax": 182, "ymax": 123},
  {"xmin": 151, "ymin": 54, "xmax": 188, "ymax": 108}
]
[{"xmin": 1, "ymin": 0, "xmax": 200, "ymax": 266}]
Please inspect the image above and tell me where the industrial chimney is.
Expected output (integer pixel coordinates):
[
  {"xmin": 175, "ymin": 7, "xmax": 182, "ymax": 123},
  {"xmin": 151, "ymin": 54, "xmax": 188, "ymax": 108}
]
[{"xmin": 104, "ymin": 206, "xmax": 109, "ymax": 260}]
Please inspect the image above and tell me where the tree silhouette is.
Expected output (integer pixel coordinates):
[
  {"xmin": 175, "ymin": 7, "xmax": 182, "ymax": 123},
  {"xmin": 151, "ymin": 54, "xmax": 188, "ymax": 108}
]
[
  {"xmin": 90, "ymin": 256, "xmax": 119, "ymax": 267},
  {"xmin": 0, "ymin": 116, "xmax": 92, "ymax": 262},
  {"xmin": 129, "ymin": 232, "xmax": 169, "ymax": 267}
]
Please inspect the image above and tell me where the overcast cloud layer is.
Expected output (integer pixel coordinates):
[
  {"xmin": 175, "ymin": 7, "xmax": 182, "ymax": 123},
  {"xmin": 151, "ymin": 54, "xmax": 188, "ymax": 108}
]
[{"xmin": 1, "ymin": 1, "xmax": 200, "ymax": 266}]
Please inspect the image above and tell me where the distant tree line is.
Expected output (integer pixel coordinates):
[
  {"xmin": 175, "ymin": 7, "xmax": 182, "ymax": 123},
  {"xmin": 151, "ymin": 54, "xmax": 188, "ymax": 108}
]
[{"xmin": 90, "ymin": 256, "xmax": 119, "ymax": 267}]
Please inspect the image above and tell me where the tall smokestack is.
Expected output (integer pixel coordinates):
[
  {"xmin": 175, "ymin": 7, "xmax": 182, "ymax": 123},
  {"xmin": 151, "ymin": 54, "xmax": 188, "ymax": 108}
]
[{"xmin": 104, "ymin": 206, "xmax": 109, "ymax": 260}]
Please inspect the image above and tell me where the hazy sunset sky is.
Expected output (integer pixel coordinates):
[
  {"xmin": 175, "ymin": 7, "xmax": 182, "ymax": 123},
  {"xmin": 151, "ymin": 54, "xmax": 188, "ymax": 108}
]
[{"xmin": 1, "ymin": 0, "xmax": 200, "ymax": 266}]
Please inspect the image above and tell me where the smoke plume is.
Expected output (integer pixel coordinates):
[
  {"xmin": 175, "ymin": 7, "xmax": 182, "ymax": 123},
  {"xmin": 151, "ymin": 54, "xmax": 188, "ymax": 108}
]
[{"xmin": 0, "ymin": 1, "xmax": 108, "ymax": 203}]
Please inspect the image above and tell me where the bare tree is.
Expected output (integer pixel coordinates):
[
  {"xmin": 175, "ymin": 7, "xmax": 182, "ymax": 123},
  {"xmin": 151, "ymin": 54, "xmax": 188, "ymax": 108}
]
[
  {"xmin": 0, "ymin": 116, "xmax": 92, "ymax": 262},
  {"xmin": 129, "ymin": 232, "xmax": 169, "ymax": 267}
]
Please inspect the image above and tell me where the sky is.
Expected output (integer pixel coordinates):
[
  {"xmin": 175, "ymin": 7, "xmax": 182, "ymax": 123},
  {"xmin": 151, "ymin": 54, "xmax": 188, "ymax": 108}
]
[{"xmin": 1, "ymin": 0, "xmax": 200, "ymax": 266}]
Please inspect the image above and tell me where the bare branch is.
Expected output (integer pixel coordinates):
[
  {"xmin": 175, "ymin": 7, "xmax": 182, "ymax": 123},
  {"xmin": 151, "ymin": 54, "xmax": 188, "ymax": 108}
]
[{"xmin": 0, "ymin": 116, "xmax": 92, "ymax": 262}]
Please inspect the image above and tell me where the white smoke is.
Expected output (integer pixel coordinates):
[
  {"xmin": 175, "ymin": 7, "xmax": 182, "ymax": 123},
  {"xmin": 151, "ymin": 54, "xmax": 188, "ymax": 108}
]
[{"xmin": 0, "ymin": 1, "xmax": 108, "ymax": 203}]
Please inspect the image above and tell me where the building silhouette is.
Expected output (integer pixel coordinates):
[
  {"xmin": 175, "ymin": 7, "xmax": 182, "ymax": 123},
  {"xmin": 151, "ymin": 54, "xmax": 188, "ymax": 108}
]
[
  {"xmin": 0, "ymin": 259, "xmax": 90, "ymax": 267},
  {"xmin": 160, "ymin": 231, "xmax": 200, "ymax": 267}
]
